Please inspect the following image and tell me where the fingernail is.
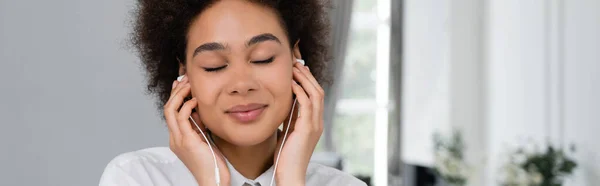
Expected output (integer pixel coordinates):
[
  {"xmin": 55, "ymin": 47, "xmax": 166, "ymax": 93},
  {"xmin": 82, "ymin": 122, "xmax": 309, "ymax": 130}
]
[
  {"xmin": 305, "ymin": 66, "xmax": 310, "ymax": 71},
  {"xmin": 293, "ymin": 68, "xmax": 300, "ymax": 72},
  {"xmin": 172, "ymin": 81, "xmax": 177, "ymax": 89}
]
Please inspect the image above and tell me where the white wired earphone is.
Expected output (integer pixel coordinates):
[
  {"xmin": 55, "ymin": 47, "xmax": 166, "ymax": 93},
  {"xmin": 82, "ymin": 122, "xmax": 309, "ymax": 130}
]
[{"xmin": 178, "ymin": 58, "xmax": 305, "ymax": 186}]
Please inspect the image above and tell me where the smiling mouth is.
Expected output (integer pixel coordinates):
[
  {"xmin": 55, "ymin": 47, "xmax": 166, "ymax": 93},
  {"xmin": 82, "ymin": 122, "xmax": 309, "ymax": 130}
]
[{"xmin": 225, "ymin": 104, "xmax": 268, "ymax": 123}]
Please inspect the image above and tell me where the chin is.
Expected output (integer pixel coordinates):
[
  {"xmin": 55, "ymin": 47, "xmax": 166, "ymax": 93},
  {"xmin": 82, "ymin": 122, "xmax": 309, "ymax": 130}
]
[{"xmin": 219, "ymin": 120, "xmax": 280, "ymax": 147}]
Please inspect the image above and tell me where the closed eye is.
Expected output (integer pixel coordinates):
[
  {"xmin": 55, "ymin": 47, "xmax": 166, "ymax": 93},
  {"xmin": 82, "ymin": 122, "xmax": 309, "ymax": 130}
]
[
  {"xmin": 203, "ymin": 56, "xmax": 273, "ymax": 72},
  {"xmin": 203, "ymin": 65, "xmax": 227, "ymax": 72},
  {"xmin": 252, "ymin": 56, "xmax": 275, "ymax": 64}
]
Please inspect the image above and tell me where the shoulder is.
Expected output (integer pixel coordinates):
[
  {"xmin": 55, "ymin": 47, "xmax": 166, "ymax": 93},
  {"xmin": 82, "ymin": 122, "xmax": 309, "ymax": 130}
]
[
  {"xmin": 99, "ymin": 147, "xmax": 195, "ymax": 186},
  {"xmin": 102, "ymin": 147, "xmax": 179, "ymax": 168},
  {"xmin": 306, "ymin": 162, "xmax": 367, "ymax": 186}
]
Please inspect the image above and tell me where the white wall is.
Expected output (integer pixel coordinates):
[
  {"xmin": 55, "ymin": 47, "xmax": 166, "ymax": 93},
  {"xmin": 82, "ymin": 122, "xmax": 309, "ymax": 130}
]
[
  {"xmin": 563, "ymin": 0, "xmax": 600, "ymax": 185},
  {"xmin": 486, "ymin": 0, "xmax": 600, "ymax": 185},
  {"xmin": 449, "ymin": 0, "xmax": 486, "ymax": 185},
  {"xmin": 402, "ymin": 0, "xmax": 451, "ymax": 167},
  {"xmin": 485, "ymin": 0, "xmax": 549, "ymax": 184},
  {"xmin": 0, "ymin": 1, "xmax": 168, "ymax": 185}
]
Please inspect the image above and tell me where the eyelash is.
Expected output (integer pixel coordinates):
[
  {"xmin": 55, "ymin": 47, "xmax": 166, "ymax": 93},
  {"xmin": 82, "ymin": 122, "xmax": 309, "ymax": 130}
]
[
  {"xmin": 252, "ymin": 56, "xmax": 275, "ymax": 64},
  {"xmin": 203, "ymin": 66, "xmax": 227, "ymax": 72},
  {"xmin": 202, "ymin": 57, "xmax": 275, "ymax": 72}
]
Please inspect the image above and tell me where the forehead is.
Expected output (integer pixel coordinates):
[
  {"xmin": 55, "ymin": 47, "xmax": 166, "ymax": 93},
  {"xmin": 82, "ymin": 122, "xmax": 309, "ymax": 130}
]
[{"xmin": 186, "ymin": 0, "xmax": 289, "ymax": 52}]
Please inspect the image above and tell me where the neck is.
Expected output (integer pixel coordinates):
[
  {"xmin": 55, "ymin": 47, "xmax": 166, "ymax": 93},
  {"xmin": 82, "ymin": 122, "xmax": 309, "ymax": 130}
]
[{"xmin": 211, "ymin": 131, "xmax": 278, "ymax": 179}]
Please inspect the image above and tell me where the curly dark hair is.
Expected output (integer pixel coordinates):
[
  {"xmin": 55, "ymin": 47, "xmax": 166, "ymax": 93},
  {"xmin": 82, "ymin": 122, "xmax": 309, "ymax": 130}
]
[{"xmin": 130, "ymin": 0, "xmax": 332, "ymax": 113}]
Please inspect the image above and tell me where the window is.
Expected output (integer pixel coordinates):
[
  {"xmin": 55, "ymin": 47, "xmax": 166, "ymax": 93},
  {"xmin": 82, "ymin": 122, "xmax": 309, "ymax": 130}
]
[{"xmin": 315, "ymin": 0, "xmax": 392, "ymax": 185}]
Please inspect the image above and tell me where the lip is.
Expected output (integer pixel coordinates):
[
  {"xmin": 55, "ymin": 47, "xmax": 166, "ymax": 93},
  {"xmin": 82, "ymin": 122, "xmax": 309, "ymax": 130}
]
[{"xmin": 225, "ymin": 103, "xmax": 268, "ymax": 123}]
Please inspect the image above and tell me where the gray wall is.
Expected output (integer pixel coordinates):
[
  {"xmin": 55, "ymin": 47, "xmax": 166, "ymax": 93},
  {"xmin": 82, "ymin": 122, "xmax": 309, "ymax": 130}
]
[{"xmin": 0, "ymin": 0, "xmax": 168, "ymax": 185}]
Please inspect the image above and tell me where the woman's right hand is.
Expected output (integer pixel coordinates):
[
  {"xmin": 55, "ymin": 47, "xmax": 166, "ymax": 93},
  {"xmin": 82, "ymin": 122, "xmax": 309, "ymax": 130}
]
[{"xmin": 164, "ymin": 75, "xmax": 230, "ymax": 186}]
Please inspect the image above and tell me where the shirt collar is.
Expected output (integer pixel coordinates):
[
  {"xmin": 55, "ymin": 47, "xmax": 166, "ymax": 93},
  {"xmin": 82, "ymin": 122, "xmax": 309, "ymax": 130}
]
[{"xmin": 225, "ymin": 158, "xmax": 275, "ymax": 186}]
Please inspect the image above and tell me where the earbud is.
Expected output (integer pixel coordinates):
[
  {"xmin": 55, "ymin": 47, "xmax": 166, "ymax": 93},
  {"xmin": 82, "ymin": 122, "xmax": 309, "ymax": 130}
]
[
  {"xmin": 296, "ymin": 58, "xmax": 305, "ymax": 65},
  {"xmin": 177, "ymin": 75, "xmax": 185, "ymax": 82}
]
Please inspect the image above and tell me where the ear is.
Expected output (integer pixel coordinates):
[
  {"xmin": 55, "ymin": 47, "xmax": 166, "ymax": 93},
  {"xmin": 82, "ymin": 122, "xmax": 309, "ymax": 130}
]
[
  {"xmin": 292, "ymin": 40, "xmax": 302, "ymax": 60},
  {"xmin": 177, "ymin": 57, "xmax": 186, "ymax": 76}
]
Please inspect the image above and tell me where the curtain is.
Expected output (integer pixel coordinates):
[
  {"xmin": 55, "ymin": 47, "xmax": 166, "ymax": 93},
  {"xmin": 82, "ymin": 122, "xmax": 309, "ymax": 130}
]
[
  {"xmin": 322, "ymin": 0, "xmax": 355, "ymax": 151},
  {"xmin": 389, "ymin": 0, "xmax": 404, "ymax": 184}
]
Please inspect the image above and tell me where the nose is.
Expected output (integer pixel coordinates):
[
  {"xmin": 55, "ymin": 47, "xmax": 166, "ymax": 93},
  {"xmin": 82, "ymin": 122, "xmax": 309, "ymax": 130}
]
[{"xmin": 226, "ymin": 65, "xmax": 259, "ymax": 96}]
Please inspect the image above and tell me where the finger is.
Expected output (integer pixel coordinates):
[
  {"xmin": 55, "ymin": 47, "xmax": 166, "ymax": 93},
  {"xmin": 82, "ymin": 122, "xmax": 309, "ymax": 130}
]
[
  {"xmin": 172, "ymin": 80, "xmax": 179, "ymax": 89},
  {"xmin": 165, "ymin": 80, "xmax": 180, "ymax": 135},
  {"xmin": 164, "ymin": 105, "xmax": 182, "ymax": 140},
  {"xmin": 164, "ymin": 83, "xmax": 191, "ymax": 138},
  {"xmin": 291, "ymin": 80, "xmax": 313, "ymax": 133},
  {"xmin": 293, "ymin": 67, "xmax": 323, "ymax": 101},
  {"xmin": 293, "ymin": 67, "xmax": 324, "ymax": 128},
  {"xmin": 293, "ymin": 63, "xmax": 325, "ymax": 114},
  {"xmin": 177, "ymin": 98, "xmax": 202, "ymax": 140},
  {"xmin": 293, "ymin": 63, "xmax": 325, "ymax": 125},
  {"xmin": 164, "ymin": 83, "xmax": 191, "ymax": 112},
  {"xmin": 294, "ymin": 62, "xmax": 323, "ymax": 94},
  {"xmin": 169, "ymin": 75, "xmax": 189, "ymax": 100},
  {"xmin": 165, "ymin": 111, "xmax": 180, "ymax": 139}
]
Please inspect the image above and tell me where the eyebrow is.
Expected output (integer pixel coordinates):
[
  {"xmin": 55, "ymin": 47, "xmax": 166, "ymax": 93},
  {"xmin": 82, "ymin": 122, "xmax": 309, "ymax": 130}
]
[
  {"xmin": 192, "ymin": 42, "xmax": 226, "ymax": 57},
  {"xmin": 247, "ymin": 33, "xmax": 281, "ymax": 47},
  {"xmin": 192, "ymin": 33, "xmax": 281, "ymax": 58}
]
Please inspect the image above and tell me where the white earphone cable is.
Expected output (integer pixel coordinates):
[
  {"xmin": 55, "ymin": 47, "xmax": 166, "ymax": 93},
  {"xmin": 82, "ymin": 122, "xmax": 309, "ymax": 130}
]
[
  {"xmin": 189, "ymin": 116, "xmax": 221, "ymax": 186},
  {"xmin": 269, "ymin": 98, "xmax": 297, "ymax": 186}
]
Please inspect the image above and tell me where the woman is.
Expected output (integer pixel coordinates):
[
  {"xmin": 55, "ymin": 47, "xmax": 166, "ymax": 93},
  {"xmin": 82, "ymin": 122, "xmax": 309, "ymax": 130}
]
[{"xmin": 99, "ymin": 0, "xmax": 366, "ymax": 185}]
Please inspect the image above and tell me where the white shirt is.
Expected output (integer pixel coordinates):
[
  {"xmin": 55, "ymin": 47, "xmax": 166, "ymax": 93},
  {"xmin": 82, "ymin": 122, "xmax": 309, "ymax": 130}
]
[{"xmin": 99, "ymin": 147, "xmax": 367, "ymax": 186}]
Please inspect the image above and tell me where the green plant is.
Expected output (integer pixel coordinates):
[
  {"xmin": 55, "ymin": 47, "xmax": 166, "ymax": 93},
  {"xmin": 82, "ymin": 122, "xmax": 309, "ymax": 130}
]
[
  {"xmin": 520, "ymin": 145, "xmax": 577, "ymax": 186},
  {"xmin": 433, "ymin": 130, "xmax": 469, "ymax": 186},
  {"xmin": 500, "ymin": 144, "xmax": 577, "ymax": 186}
]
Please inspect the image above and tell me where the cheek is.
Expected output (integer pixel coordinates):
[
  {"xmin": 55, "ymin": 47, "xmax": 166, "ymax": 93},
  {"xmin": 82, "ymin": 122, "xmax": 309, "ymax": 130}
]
[
  {"xmin": 190, "ymin": 78, "xmax": 225, "ymax": 128},
  {"xmin": 190, "ymin": 79, "xmax": 221, "ymax": 108},
  {"xmin": 260, "ymin": 62, "xmax": 293, "ymax": 97}
]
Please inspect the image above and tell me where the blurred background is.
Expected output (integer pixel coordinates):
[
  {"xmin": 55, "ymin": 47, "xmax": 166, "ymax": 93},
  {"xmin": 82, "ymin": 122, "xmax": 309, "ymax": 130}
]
[{"xmin": 1, "ymin": 0, "xmax": 598, "ymax": 186}]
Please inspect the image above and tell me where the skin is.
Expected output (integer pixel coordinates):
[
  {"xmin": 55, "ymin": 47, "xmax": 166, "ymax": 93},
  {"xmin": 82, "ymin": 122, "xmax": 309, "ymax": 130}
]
[{"xmin": 163, "ymin": 0, "xmax": 324, "ymax": 185}]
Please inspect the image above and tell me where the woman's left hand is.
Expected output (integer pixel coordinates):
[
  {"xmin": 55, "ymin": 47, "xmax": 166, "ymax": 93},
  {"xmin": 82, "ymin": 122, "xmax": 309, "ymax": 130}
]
[{"xmin": 274, "ymin": 61, "xmax": 325, "ymax": 186}]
